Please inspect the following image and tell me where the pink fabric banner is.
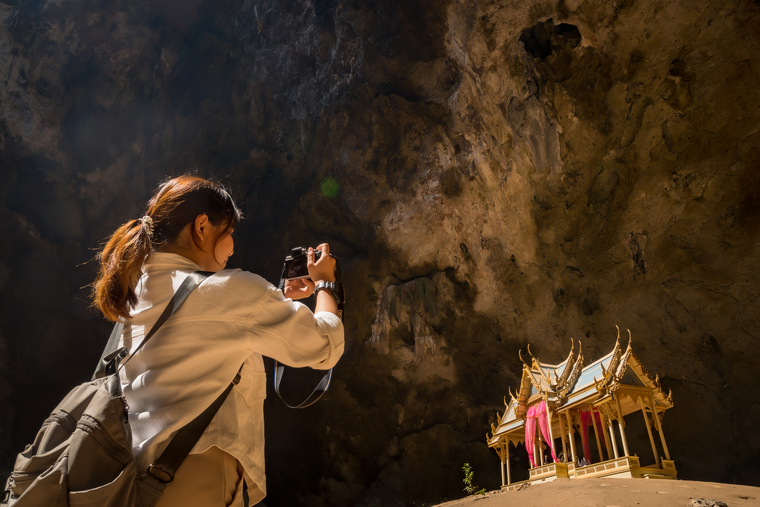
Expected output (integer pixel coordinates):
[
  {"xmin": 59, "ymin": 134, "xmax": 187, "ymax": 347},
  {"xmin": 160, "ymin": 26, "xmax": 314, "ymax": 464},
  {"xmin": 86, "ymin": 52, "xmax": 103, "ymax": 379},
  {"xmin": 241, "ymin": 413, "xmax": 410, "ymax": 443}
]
[
  {"xmin": 580, "ymin": 409, "xmax": 608, "ymax": 462},
  {"xmin": 525, "ymin": 400, "xmax": 558, "ymax": 466},
  {"xmin": 537, "ymin": 404, "xmax": 559, "ymax": 463},
  {"xmin": 579, "ymin": 410, "xmax": 593, "ymax": 460},
  {"xmin": 525, "ymin": 412, "xmax": 537, "ymax": 467}
]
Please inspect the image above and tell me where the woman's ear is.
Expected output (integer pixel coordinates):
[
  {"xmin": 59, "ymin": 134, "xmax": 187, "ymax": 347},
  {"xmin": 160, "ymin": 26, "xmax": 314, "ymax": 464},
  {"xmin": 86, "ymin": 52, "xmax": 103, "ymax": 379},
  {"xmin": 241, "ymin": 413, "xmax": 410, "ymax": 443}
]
[{"xmin": 194, "ymin": 214, "xmax": 210, "ymax": 241}]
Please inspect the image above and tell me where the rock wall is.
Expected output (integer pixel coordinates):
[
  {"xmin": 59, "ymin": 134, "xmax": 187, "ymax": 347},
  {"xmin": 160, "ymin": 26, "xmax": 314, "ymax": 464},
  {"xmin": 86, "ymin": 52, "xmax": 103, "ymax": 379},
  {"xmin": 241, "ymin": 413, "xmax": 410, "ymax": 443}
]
[{"xmin": 1, "ymin": 0, "xmax": 759, "ymax": 505}]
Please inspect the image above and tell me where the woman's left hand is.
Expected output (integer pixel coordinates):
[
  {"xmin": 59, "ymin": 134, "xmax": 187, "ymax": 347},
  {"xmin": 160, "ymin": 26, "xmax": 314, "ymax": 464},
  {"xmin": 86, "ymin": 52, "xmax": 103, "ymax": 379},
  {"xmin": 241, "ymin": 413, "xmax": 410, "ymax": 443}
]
[{"xmin": 283, "ymin": 278, "xmax": 315, "ymax": 300}]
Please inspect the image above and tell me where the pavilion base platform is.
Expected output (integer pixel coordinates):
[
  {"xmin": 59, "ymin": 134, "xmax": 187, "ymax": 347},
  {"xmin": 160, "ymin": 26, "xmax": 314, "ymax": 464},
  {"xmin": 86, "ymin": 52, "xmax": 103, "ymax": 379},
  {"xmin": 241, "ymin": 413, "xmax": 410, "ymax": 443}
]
[
  {"xmin": 500, "ymin": 458, "xmax": 677, "ymax": 490},
  {"xmin": 501, "ymin": 479, "xmax": 530, "ymax": 491},
  {"xmin": 573, "ymin": 456, "xmax": 677, "ymax": 480},
  {"xmin": 529, "ymin": 462, "xmax": 570, "ymax": 483},
  {"xmin": 633, "ymin": 459, "xmax": 678, "ymax": 480}
]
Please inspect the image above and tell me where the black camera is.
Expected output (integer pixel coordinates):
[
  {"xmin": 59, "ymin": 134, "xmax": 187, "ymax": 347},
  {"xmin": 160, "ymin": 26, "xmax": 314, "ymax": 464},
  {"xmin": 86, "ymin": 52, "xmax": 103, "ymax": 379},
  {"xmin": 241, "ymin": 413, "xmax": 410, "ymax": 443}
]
[
  {"xmin": 278, "ymin": 246, "xmax": 345, "ymax": 319},
  {"xmin": 282, "ymin": 247, "xmax": 322, "ymax": 280}
]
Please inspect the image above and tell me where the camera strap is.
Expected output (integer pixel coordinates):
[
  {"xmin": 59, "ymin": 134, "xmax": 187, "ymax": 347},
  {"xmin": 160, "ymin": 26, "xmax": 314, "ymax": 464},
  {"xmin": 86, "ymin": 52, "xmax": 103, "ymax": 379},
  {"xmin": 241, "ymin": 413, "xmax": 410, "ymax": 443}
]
[
  {"xmin": 273, "ymin": 362, "xmax": 333, "ymax": 409},
  {"xmin": 274, "ymin": 253, "xmax": 344, "ymax": 409}
]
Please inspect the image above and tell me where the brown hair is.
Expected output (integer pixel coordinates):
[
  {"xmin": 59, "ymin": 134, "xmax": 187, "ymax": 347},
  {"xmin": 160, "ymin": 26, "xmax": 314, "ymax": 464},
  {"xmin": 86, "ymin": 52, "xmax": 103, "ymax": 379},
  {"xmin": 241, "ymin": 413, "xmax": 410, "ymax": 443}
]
[{"xmin": 92, "ymin": 175, "xmax": 242, "ymax": 322}]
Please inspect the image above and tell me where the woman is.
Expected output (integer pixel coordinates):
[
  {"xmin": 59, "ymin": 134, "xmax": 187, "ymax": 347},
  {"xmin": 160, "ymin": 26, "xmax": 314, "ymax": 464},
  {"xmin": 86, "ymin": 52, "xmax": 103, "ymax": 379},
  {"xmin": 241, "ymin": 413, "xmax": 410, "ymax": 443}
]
[{"xmin": 92, "ymin": 175, "xmax": 344, "ymax": 506}]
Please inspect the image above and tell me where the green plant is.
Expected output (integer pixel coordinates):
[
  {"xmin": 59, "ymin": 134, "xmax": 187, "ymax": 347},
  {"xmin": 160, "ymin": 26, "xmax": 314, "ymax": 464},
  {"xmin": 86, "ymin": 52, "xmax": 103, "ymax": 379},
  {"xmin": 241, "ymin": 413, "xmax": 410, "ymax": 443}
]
[{"xmin": 462, "ymin": 463, "xmax": 486, "ymax": 496}]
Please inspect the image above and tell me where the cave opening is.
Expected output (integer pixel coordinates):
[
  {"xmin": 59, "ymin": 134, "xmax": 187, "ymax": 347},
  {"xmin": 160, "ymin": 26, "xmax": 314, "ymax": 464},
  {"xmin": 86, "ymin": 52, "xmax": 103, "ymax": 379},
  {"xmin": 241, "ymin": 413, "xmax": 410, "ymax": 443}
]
[{"xmin": 519, "ymin": 19, "xmax": 581, "ymax": 60}]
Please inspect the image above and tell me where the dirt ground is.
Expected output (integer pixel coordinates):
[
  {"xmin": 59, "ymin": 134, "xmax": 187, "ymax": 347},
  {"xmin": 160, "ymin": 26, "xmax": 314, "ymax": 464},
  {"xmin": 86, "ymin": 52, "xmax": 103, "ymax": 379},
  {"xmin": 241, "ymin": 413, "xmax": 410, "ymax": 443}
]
[{"xmin": 434, "ymin": 479, "xmax": 760, "ymax": 507}]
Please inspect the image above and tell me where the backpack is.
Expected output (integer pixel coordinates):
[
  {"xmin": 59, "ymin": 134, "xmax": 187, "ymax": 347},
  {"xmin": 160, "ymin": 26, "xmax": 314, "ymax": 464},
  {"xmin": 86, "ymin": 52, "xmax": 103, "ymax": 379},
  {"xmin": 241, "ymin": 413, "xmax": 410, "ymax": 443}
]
[{"xmin": 2, "ymin": 271, "xmax": 239, "ymax": 507}]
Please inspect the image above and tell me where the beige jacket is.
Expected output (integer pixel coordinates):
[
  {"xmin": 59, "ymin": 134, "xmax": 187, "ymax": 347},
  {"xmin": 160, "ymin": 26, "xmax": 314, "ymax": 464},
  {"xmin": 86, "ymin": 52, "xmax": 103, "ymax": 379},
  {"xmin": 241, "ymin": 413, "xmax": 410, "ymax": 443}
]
[{"xmin": 118, "ymin": 252, "xmax": 344, "ymax": 504}]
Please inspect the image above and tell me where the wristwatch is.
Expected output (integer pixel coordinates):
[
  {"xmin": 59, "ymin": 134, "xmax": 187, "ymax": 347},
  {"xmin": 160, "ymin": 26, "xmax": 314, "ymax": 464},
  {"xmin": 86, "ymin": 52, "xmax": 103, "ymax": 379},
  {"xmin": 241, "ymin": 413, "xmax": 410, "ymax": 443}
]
[{"xmin": 314, "ymin": 281, "xmax": 341, "ymax": 303}]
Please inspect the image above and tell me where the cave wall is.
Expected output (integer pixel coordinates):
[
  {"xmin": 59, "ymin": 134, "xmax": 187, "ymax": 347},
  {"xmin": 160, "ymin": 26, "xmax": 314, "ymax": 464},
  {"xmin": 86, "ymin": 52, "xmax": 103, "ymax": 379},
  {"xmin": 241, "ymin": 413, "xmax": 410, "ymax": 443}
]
[{"xmin": 1, "ymin": 0, "xmax": 760, "ymax": 505}]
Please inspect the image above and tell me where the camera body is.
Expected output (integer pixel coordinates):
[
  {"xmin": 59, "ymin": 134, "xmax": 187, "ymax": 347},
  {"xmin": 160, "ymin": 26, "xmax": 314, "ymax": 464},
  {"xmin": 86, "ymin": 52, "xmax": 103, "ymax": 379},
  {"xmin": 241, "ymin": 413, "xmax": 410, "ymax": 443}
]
[
  {"xmin": 278, "ymin": 245, "xmax": 344, "ymax": 318},
  {"xmin": 282, "ymin": 247, "xmax": 322, "ymax": 280}
]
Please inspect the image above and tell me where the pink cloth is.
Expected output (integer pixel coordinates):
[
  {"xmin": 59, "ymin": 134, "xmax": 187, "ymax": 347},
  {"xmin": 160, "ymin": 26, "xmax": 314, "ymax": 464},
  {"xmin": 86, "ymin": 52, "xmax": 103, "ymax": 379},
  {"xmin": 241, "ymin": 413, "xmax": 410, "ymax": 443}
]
[
  {"xmin": 537, "ymin": 406, "xmax": 559, "ymax": 463},
  {"xmin": 580, "ymin": 409, "xmax": 608, "ymax": 461},
  {"xmin": 525, "ymin": 412, "xmax": 537, "ymax": 467},
  {"xmin": 525, "ymin": 401, "xmax": 558, "ymax": 466}
]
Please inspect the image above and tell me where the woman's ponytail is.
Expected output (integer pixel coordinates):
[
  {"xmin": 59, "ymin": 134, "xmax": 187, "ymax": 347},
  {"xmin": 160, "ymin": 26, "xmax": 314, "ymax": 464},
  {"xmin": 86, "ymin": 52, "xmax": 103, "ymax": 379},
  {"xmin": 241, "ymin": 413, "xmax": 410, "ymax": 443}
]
[{"xmin": 93, "ymin": 217, "xmax": 154, "ymax": 322}]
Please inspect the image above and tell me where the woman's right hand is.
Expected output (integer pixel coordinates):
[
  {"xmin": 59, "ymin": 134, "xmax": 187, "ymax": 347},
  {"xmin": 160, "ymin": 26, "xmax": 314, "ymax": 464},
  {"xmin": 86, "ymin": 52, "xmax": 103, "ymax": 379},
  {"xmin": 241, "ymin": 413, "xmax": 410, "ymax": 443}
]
[{"xmin": 307, "ymin": 243, "xmax": 336, "ymax": 283}]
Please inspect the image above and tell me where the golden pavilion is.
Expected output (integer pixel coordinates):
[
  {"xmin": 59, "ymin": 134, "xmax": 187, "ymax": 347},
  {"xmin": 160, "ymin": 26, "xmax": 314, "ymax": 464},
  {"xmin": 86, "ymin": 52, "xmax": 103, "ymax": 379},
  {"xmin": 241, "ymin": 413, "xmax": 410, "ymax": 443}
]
[{"xmin": 487, "ymin": 328, "xmax": 676, "ymax": 489}]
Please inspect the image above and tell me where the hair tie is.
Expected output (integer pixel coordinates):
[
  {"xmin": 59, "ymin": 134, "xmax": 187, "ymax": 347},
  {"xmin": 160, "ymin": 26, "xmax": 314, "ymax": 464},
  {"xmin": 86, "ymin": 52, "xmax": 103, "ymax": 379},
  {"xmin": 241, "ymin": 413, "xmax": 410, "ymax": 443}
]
[{"xmin": 140, "ymin": 215, "xmax": 154, "ymax": 235}]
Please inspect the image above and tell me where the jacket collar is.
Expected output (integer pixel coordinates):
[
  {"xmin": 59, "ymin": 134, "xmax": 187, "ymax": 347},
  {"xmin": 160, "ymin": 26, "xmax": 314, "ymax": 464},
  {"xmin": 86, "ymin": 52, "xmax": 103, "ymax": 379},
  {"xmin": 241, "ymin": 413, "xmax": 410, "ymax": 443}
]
[{"xmin": 142, "ymin": 252, "xmax": 202, "ymax": 273}]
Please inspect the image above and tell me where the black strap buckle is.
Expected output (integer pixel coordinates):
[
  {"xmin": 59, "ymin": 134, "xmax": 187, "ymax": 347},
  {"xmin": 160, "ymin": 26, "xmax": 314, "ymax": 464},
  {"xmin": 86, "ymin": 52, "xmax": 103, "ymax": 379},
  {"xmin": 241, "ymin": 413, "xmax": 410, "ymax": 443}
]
[{"xmin": 147, "ymin": 464, "xmax": 174, "ymax": 484}]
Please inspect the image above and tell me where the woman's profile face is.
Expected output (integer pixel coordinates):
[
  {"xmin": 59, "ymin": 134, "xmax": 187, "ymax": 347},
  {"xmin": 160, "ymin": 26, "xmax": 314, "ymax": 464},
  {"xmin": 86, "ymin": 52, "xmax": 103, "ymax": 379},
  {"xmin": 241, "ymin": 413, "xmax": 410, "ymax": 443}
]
[{"xmin": 214, "ymin": 229, "xmax": 234, "ymax": 270}]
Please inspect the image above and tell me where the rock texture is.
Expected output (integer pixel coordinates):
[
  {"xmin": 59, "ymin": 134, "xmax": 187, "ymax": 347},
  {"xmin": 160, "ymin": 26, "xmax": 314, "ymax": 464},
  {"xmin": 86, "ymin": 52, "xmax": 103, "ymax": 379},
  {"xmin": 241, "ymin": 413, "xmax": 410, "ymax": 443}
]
[{"xmin": 1, "ymin": 0, "xmax": 760, "ymax": 505}]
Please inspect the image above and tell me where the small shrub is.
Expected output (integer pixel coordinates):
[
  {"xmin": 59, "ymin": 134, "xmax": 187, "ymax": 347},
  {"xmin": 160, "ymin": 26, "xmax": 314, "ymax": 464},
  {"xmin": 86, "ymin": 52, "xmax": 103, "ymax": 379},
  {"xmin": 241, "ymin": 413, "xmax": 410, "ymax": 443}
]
[{"xmin": 462, "ymin": 463, "xmax": 486, "ymax": 496}]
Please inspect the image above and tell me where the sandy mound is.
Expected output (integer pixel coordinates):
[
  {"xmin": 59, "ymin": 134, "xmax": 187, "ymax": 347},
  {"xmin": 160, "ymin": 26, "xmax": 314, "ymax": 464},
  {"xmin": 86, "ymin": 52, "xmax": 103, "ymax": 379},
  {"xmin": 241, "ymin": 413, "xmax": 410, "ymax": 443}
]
[{"xmin": 434, "ymin": 479, "xmax": 760, "ymax": 507}]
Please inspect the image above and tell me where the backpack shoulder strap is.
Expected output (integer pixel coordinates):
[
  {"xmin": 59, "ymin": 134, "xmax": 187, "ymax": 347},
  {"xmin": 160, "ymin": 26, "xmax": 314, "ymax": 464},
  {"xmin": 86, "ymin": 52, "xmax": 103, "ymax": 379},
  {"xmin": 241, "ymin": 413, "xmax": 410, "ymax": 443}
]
[
  {"xmin": 92, "ymin": 271, "xmax": 214, "ymax": 380},
  {"xmin": 92, "ymin": 321, "xmax": 126, "ymax": 380},
  {"xmin": 144, "ymin": 365, "xmax": 244, "ymax": 487}
]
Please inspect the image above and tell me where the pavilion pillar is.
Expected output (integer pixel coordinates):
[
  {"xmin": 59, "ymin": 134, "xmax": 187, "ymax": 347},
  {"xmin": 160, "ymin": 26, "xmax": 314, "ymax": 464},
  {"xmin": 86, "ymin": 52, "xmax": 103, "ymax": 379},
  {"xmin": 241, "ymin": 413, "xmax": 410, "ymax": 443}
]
[
  {"xmin": 598, "ymin": 409, "xmax": 614, "ymax": 459},
  {"xmin": 639, "ymin": 397, "xmax": 660, "ymax": 468},
  {"xmin": 565, "ymin": 412, "xmax": 577, "ymax": 462},
  {"xmin": 506, "ymin": 442, "xmax": 512, "ymax": 485},
  {"xmin": 546, "ymin": 407, "xmax": 556, "ymax": 462},
  {"xmin": 650, "ymin": 397, "xmax": 671, "ymax": 460},
  {"xmin": 498, "ymin": 441, "xmax": 509, "ymax": 486},
  {"xmin": 606, "ymin": 414, "xmax": 619, "ymax": 459},
  {"xmin": 538, "ymin": 431, "xmax": 545, "ymax": 465},
  {"xmin": 559, "ymin": 413, "xmax": 568, "ymax": 462},
  {"xmin": 591, "ymin": 409, "xmax": 605, "ymax": 462},
  {"xmin": 615, "ymin": 395, "xmax": 630, "ymax": 457}
]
